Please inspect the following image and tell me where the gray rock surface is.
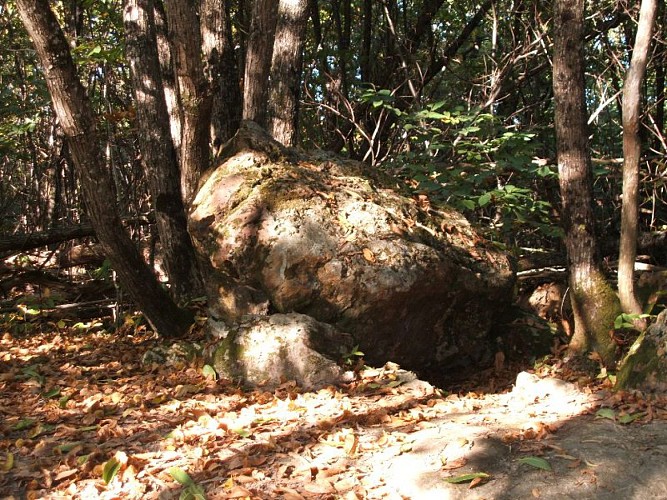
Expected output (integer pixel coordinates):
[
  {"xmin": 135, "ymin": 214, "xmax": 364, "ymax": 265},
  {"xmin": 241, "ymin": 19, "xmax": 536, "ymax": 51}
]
[
  {"xmin": 189, "ymin": 122, "xmax": 515, "ymax": 377},
  {"xmin": 205, "ymin": 313, "xmax": 354, "ymax": 389},
  {"xmin": 616, "ymin": 309, "xmax": 667, "ymax": 392}
]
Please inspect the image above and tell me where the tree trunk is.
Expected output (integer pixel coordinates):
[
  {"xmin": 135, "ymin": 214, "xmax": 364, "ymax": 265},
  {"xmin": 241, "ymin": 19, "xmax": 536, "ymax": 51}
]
[
  {"xmin": 242, "ymin": 0, "xmax": 279, "ymax": 127},
  {"xmin": 153, "ymin": 0, "xmax": 182, "ymax": 156},
  {"xmin": 360, "ymin": 0, "xmax": 372, "ymax": 82},
  {"xmin": 201, "ymin": 0, "xmax": 242, "ymax": 147},
  {"xmin": 553, "ymin": 0, "xmax": 621, "ymax": 366},
  {"xmin": 162, "ymin": 0, "xmax": 212, "ymax": 204},
  {"xmin": 267, "ymin": 0, "xmax": 309, "ymax": 146},
  {"xmin": 124, "ymin": 0, "xmax": 203, "ymax": 301},
  {"xmin": 619, "ymin": 0, "xmax": 658, "ymax": 327},
  {"xmin": 16, "ymin": 0, "xmax": 192, "ymax": 338}
]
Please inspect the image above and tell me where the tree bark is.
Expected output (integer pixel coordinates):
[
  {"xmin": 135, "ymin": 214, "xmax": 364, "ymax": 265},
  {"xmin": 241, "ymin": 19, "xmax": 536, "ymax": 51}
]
[
  {"xmin": 153, "ymin": 0, "xmax": 183, "ymax": 155},
  {"xmin": 201, "ymin": 0, "xmax": 242, "ymax": 147},
  {"xmin": 17, "ymin": 0, "xmax": 192, "ymax": 338},
  {"xmin": 553, "ymin": 0, "xmax": 621, "ymax": 365},
  {"xmin": 124, "ymin": 0, "xmax": 203, "ymax": 301},
  {"xmin": 619, "ymin": 0, "xmax": 658, "ymax": 326},
  {"xmin": 360, "ymin": 0, "xmax": 372, "ymax": 82},
  {"xmin": 242, "ymin": 0, "xmax": 279, "ymax": 126},
  {"xmin": 162, "ymin": 0, "xmax": 212, "ymax": 204},
  {"xmin": 267, "ymin": 0, "xmax": 309, "ymax": 146}
]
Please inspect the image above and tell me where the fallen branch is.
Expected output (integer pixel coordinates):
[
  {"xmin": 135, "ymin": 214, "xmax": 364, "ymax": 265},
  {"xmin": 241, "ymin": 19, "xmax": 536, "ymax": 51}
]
[{"xmin": 0, "ymin": 217, "xmax": 152, "ymax": 255}]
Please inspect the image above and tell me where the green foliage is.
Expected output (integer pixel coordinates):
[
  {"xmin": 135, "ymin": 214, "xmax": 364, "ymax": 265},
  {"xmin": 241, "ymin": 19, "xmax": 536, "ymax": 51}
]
[
  {"xmin": 341, "ymin": 344, "xmax": 364, "ymax": 367},
  {"xmin": 613, "ymin": 313, "xmax": 651, "ymax": 331},
  {"xmin": 92, "ymin": 259, "xmax": 113, "ymax": 281},
  {"xmin": 102, "ymin": 457, "xmax": 121, "ymax": 484},
  {"xmin": 362, "ymin": 89, "xmax": 559, "ymax": 243},
  {"xmin": 517, "ymin": 456, "xmax": 552, "ymax": 471},
  {"xmin": 443, "ymin": 472, "xmax": 490, "ymax": 484},
  {"xmin": 169, "ymin": 467, "xmax": 206, "ymax": 500}
]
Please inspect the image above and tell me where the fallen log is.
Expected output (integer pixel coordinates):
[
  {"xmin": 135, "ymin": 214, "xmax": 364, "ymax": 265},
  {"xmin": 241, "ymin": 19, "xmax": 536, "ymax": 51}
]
[
  {"xmin": 0, "ymin": 225, "xmax": 95, "ymax": 254},
  {"xmin": 0, "ymin": 218, "xmax": 152, "ymax": 255}
]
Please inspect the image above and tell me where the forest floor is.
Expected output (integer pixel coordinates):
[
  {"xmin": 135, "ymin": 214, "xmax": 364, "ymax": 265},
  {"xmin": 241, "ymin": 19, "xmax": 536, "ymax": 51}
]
[
  {"xmin": 3, "ymin": 324, "xmax": 667, "ymax": 500},
  {"xmin": 0, "ymin": 306, "xmax": 667, "ymax": 500}
]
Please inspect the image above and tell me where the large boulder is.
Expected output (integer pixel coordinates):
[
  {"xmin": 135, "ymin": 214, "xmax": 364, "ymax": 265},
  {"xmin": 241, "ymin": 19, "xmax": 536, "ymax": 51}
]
[{"xmin": 189, "ymin": 122, "xmax": 515, "ymax": 377}]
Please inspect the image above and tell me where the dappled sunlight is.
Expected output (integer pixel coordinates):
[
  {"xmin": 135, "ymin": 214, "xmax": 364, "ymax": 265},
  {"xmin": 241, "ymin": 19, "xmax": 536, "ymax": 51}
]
[{"xmin": 3, "ymin": 323, "xmax": 667, "ymax": 498}]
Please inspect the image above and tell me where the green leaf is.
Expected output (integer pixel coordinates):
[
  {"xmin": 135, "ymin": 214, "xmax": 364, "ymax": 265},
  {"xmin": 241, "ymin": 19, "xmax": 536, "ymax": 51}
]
[
  {"xmin": 233, "ymin": 428, "xmax": 251, "ymax": 438},
  {"xmin": 444, "ymin": 472, "xmax": 490, "ymax": 484},
  {"xmin": 55, "ymin": 442, "xmax": 82, "ymax": 453},
  {"xmin": 13, "ymin": 418, "xmax": 36, "ymax": 431},
  {"xmin": 201, "ymin": 364, "xmax": 217, "ymax": 380},
  {"xmin": 459, "ymin": 199, "xmax": 477, "ymax": 210},
  {"xmin": 169, "ymin": 466, "xmax": 195, "ymax": 486},
  {"xmin": 517, "ymin": 456, "xmax": 552, "ymax": 471},
  {"xmin": 42, "ymin": 387, "xmax": 61, "ymax": 399},
  {"xmin": 595, "ymin": 408, "xmax": 616, "ymax": 420},
  {"xmin": 21, "ymin": 366, "xmax": 44, "ymax": 384},
  {"xmin": 102, "ymin": 457, "xmax": 121, "ymax": 484},
  {"xmin": 180, "ymin": 484, "xmax": 206, "ymax": 500},
  {"xmin": 478, "ymin": 192, "xmax": 493, "ymax": 207},
  {"xmin": 618, "ymin": 412, "xmax": 644, "ymax": 424}
]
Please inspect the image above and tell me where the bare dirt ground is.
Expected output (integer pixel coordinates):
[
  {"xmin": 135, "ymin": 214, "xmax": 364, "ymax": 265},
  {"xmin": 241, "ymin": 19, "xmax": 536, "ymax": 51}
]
[{"xmin": 2, "ymin": 326, "xmax": 667, "ymax": 499}]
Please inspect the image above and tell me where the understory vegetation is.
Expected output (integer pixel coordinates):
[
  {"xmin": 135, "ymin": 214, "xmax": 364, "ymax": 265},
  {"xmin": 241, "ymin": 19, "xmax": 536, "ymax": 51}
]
[{"xmin": 3, "ymin": 0, "xmax": 667, "ymax": 496}]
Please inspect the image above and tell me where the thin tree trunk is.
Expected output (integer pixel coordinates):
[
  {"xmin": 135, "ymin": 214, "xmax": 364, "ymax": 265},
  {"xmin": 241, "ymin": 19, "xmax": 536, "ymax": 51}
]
[
  {"xmin": 553, "ymin": 0, "xmax": 621, "ymax": 366},
  {"xmin": 201, "ymin": 0, "xmax": 242, "ymax": 147},
  {"xmin": 267, "ymin": 0, "xmax": 309, "ymax": 146},
  {"xmin": 154, "ymin": 0, "xmax": 182, "ymax": 155},
  {"xmin": 619, "ymin": 0, "xmax": 657, "ymax": 326},
  {"xmin": 242, "ymin": 0, "xmax": 279, "ymax": 127},
  {"xmin": 124, "ymin": 0, "xmax": 203, "ymax": 301},
  {"xmin": 17, "ymin": 0, "xmax": 192, "ymax": 338},
  {"xmin": 162, "ymin": 0, "xmax": 212, "ymax": 204},
  {"xmin": 360, "ymin": 0, "xmax": 372, "ymax": 82}
]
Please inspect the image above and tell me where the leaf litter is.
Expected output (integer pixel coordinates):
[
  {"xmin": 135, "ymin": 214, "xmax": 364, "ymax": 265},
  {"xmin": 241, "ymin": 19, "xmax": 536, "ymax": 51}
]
[{"xmin": 2, "ymin": 323, "xmax": 667, "ymax": 499}]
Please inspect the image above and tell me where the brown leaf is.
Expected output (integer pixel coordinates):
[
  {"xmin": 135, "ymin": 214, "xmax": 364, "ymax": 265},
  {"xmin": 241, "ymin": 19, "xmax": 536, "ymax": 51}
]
[
  {"xmin": 334, "ymin": 476, "xmax": 357, "ymax": 492},
  {"xmin": 442, "ymin": 457, "xmax": 468, "ymax": 470},
  {"xmin": 362, "ymin": 248, "xmax": 375, "ymax": 263},
  {"xmin": 344, "ymin": 433, "xmax": 359, "ymax": 456},
  {"xmin": 469, "ymin": 476, "xmax": 484, "ymax": 488},
  {"xmin": 273, "ymin": 487, "xmax": 305, "ymax": 500},
  {"xmin": 304, "ymin": 481, "xmax": 335, "ymax": 494},
  {"xmin": 226, "ymin": 485, "xmax": 253, "ymax": 498}
]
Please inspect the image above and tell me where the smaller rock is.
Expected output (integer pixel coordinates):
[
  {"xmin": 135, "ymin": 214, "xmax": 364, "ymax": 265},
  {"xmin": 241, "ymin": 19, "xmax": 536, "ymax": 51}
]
[
  {"xmin": 616, "ymin": 310, "xmax": 667, "ymax": 392},
  {"xmin": 205, "ymin": 313, "xmax": 354, "ymax": 390}
]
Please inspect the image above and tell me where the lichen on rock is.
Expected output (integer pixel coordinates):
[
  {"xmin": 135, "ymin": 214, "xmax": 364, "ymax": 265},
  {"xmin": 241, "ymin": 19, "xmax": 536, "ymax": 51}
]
[
  {"xmin": 190, "ymin": 121, "xmax": 516, "ymax": 378},
  {"xmin": 205, "ymin": 313, "xmax": 354, "ymax": 389}
]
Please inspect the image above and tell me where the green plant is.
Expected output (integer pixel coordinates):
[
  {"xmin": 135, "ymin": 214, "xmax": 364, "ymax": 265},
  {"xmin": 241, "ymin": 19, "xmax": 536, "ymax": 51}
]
[
  {"xmin": 361, "ymin": 89, "xmax": 559, "ymax": 245},
  {"xmin": 341, "ymin": 344, "xmax": 364, "ymax": 367},
  {"xmin": 613, "ymin": 312, "xmax": 652, "ymax": 331}
]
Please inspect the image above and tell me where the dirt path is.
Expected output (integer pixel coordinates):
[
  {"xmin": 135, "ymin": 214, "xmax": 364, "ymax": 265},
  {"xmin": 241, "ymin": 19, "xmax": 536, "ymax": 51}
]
[{"xmin": 2, "ymin": 328, "xmax": 667, "ymax": 499}]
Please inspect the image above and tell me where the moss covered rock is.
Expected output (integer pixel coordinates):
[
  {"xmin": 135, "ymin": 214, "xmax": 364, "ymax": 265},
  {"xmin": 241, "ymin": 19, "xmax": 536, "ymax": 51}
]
[
  {"xmin": 190, "ymin": 122, "xmax": 516, "ymax": 377},
  {"xmin": 205, "ymin": 313, "xmax": 353, "ymax": 389},
  {"xmin": 616, "ymin": 310, "xmax": 667, "ymax": 392}
]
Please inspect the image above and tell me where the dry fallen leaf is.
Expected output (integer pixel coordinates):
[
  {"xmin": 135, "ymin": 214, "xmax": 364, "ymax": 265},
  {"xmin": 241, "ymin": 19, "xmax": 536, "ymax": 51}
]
[
  {"xmin": 442, "ymin": 457, "xmax": 468, "ymax": 470},
  {"xmin": 344, "ymin": 433, "xmax": 359, "ymax": 456}
]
